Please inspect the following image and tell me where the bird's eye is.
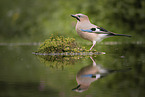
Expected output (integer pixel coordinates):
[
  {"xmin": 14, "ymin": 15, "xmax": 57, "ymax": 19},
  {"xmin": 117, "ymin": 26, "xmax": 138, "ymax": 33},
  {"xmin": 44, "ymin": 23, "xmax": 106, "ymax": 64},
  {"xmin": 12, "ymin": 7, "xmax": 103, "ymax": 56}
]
[{"xmin": 78, "ymin": 15, "xmax": 81, "ymax": 17}]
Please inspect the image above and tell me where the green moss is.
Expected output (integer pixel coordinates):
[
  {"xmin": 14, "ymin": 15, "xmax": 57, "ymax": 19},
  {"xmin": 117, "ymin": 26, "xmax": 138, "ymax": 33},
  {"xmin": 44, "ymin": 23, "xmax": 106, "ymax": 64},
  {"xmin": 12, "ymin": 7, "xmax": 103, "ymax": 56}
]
[
  {"xmin": 36, "ymin": 55, "xmax": 87, "ymax": 70},
  {"xmin": 36, "ymin": 35, "xmax": 95, "ymax": 53}
]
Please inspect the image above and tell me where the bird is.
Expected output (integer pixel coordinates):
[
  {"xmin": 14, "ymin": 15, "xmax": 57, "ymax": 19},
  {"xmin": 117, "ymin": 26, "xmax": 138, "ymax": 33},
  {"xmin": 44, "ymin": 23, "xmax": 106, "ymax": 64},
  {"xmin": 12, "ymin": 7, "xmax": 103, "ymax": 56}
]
[
  {"xmin": 72, "ymin": 57, "xmax": 131, "ymax": 92},
  {"xmin": 72, "ymin": 57, "xmax": 109, "ymax": 92},
  {"xmin": 71, "ymin": 14, "xmax": 131, "ymax": 50},
  {"xmin": 72, "ymin": 57, "xmax": 117, "ymax": 92}
]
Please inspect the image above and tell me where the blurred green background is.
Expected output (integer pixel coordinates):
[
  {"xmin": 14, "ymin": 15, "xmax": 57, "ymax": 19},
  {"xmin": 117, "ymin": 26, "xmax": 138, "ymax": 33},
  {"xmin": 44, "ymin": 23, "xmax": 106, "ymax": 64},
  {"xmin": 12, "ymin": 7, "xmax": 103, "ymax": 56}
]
[
  {"xmin": 0, "ymin": 0, "xmax": 145, "ymax": 43},
  {"xmin": 0, "ymin": 1, "xmax": 145, "ymax": 96}
]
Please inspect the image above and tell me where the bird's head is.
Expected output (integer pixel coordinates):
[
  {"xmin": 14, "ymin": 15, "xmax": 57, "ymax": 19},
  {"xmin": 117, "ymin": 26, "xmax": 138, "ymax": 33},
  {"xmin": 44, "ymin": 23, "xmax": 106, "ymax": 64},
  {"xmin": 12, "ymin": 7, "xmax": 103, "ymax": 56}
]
[
  {"xmin": 71, "ymin": 14, "xmax": 89, "ymax": 22},
  {"xmin": 72, "ymin": 84, "xmax": 89, "ymax": 92}
]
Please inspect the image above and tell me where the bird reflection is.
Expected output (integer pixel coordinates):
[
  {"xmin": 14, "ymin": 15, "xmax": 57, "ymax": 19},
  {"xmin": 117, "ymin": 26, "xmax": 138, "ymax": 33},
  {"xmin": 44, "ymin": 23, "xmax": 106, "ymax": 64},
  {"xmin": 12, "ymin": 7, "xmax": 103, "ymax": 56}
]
[{"xmin": 72, "ymin": 57, "xmax": 130, "ymax": 92}]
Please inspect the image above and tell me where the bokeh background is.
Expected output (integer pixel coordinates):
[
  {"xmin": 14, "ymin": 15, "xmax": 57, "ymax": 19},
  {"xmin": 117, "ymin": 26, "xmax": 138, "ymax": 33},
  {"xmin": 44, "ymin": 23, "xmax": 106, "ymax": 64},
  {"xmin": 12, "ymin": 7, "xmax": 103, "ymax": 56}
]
[
  {"xmin": 0, "ymin": 1, "xmax": 145, "ymax": 97},
  {"xmin": 0, "ymin": 0, "xmax": 145, "ymax": 43}
]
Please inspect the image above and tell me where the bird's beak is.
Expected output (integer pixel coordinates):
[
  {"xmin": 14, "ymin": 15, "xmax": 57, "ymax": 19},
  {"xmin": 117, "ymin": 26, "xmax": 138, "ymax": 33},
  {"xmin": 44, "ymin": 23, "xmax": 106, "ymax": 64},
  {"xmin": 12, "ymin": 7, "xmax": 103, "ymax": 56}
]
[
  {"xmin": 71, "ymin": 15, "xmax": 80, "ymax": 21},
  {"xmin": 72, "ymin": 84, "xmax": 81, "ymax": 91}
]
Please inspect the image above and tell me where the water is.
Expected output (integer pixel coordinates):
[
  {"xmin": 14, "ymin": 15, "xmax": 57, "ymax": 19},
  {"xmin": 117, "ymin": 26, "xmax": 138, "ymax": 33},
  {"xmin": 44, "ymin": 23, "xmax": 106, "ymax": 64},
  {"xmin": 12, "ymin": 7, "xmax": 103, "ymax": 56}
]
[{"xmin": 0, "ymin": 43, "xmax": 145, "ymax": 97}]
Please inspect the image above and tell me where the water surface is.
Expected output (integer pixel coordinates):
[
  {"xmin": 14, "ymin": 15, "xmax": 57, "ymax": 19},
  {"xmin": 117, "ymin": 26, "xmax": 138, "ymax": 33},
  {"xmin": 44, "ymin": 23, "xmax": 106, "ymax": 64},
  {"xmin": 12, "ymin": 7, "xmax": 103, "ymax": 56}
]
[{"xmin": 0, "ymin": 43, "xmax": 145, "ymax": 97}]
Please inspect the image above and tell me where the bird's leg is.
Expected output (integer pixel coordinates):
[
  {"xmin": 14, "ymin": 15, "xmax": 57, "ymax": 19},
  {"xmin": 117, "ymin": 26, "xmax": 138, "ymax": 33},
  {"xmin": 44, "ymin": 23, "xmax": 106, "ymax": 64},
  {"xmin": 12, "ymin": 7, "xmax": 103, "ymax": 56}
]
[
  {"xmin": 89, "ymin": 41, "xmax": 96, "ymax": 51},
  {"xmin": 90, "ymin": 56, "xmax": 96, "ymax": 66}
]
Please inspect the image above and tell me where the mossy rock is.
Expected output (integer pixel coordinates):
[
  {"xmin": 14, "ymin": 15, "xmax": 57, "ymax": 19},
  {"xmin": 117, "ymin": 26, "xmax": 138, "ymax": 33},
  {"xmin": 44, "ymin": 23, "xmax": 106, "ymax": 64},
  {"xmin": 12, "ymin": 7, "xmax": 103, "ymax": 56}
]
[
  {"xmin": 34, "ymin": 35, "xmax": 105, "ymax": 69},
  {"xmin": 35, "ymin": 35, "xmax": 98, "ymax": 54}
]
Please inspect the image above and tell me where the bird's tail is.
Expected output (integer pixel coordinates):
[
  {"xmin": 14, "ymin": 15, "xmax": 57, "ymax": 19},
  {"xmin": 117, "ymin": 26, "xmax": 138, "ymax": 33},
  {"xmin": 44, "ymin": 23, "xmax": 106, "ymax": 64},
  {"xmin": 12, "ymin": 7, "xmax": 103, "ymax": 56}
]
[{"xmin": 113, "ymin": 34, "xmax": 132, "ymax": 37}]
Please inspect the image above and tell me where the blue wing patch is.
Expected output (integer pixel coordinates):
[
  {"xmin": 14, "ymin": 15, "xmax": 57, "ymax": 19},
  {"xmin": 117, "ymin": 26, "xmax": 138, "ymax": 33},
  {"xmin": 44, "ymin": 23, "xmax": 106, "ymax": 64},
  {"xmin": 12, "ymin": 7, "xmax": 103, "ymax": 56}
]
[
  {"xmin": 81, "ymin": 29, "xmax": 93, "ymax": 32},
  {"xmin": 81, "ymin": 28, "xmax": 101, "ymax": 32},
  {"xmin": 81, "ymin": 74, "xmax": 93, "ymax": 78}
]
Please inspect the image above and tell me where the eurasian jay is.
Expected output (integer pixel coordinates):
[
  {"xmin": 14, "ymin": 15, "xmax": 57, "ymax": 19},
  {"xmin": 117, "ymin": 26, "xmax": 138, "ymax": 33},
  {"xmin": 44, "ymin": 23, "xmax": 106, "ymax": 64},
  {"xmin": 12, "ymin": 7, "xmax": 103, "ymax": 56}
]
[
  {"xmin": 72, "ymin": 57, "xmax": 112, "ymax": 92},
  {"xmin": 71, "ymin": 14, "xmax": 131, "ymax": 50},
  {"xmin": 72, "ymin": 57, "xmax": 131, "ymax": 92}
]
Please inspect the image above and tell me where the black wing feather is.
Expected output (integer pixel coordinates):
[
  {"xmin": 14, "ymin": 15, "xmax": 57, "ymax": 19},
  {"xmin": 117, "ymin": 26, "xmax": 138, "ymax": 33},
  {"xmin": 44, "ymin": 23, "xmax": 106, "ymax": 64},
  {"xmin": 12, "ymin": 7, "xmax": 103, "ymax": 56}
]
[{"xmin": 97, "ymin": 27, "xmax": 108, "ymax": 32}]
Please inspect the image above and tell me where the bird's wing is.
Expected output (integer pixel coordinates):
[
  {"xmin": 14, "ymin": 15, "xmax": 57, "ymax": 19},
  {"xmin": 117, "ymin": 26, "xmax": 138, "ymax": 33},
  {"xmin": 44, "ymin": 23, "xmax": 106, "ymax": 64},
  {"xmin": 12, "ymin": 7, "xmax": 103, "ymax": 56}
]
[
  {"xmin": 96, "ymin": 27, "xmax": 108, "ymax": 32},
  {"xmin": 81, "ymin": 26, "xmax": 113, "ymax": 34},
  {"xmin": 81, "ymin": 29, "xmax": 92, "ymax": 32},
  {"xmin": 81, "ymin": 74, "xmax": 101, "ymax": 79}
]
